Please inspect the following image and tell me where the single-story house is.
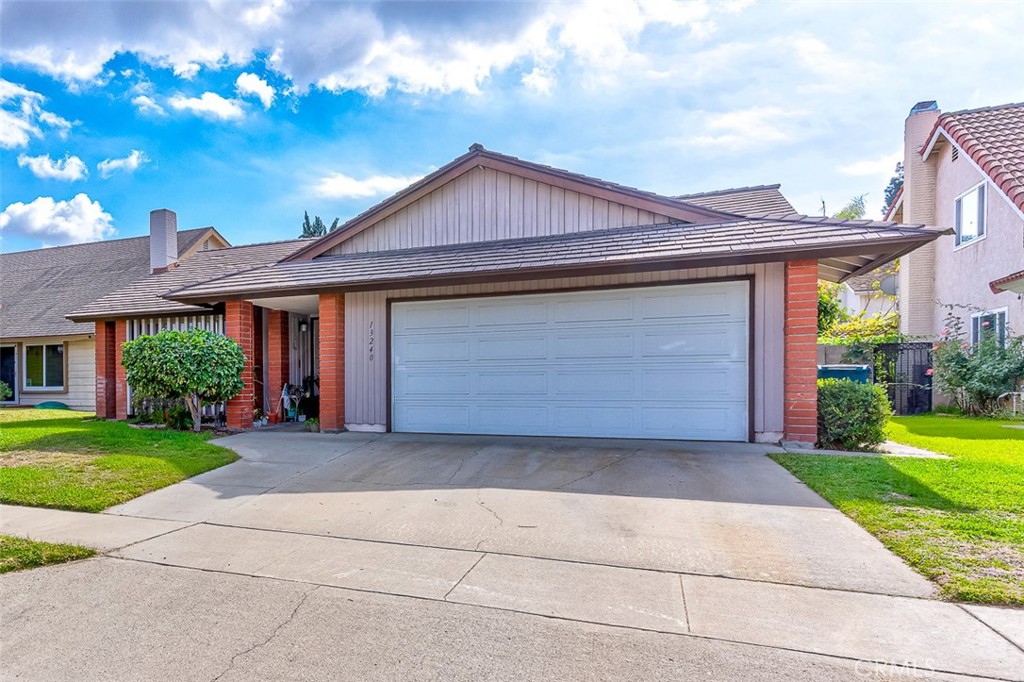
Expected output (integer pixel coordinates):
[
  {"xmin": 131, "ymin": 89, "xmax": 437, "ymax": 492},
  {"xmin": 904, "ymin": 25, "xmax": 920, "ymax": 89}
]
[
  {"xmin": 0, "ymin": 214, "xmax": 227, "ymax": 410},
  {"xmin": 69, "ymin": 146, "xmax": 945, "ymax": 444}
]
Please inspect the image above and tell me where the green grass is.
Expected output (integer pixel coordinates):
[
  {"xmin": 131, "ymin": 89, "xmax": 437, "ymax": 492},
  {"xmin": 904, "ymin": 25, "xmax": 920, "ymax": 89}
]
[
  {"xmin": 772, "ymin": 415, "xmax": 1024, "ymax": 606},
  {"xmin": 0, "ymin": 409, "xmax": 237, "ymax": 512},
  {"xmin": 0, "ymin": 535, "xmax": 95, "ymax": 573}
]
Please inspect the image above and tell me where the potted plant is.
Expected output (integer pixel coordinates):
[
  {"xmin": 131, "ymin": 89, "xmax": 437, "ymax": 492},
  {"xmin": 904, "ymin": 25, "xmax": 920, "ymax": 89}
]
[{"xmin": 304, "ymin": 417, "xmax": 319, "ymax": 432}]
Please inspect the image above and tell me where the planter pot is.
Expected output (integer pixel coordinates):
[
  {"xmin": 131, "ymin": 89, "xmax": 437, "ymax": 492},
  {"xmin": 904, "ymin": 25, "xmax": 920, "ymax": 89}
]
[
  {"xmin": 298, "ymin": 415, "xmax": 306, "ymax": 423},
  {"xmin": 268, "ymin": 413, "xmax": 280, "ymax": 424},
  {"xmin": 261, "ymin": 418, "xmax": 269, "ymax": 427}
]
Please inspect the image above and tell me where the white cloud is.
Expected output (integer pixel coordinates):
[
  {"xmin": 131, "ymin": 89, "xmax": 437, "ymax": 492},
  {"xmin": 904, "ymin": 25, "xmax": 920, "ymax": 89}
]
[
  {"xmin": 0, "ymin": 194, "xmax": 115, "ymax": 245},
  {"xmin": 167, "ymin": 92, "xmax": 244, "ymax": 120},
  {"xmin": 131, "ymin": 94, "xmax": 165, "ymax": 116},
  {"xmin": 312, "ymin": 172, "xmax": 422, "ymax": 199},
  {"xmin": 16, "ymin": 153, "xmax": 88, "ymax": 181},
  {"xmin": 0, "ymin": 79, "xmax": 73, "ymax": 148},
  {"xmin": 97, "ymin": 150, "xmax": 149, "ymax": 178},
  {"xmin": 838, "ymin": 151, "xmax": 902, "ymax": 177},
  {"xmin": 235, "ymin": 72, "xmax": 275, "ymax": 108},
  {"xmin": 689, "ymin": 106, "xmax": 803, "ymax": 151}
]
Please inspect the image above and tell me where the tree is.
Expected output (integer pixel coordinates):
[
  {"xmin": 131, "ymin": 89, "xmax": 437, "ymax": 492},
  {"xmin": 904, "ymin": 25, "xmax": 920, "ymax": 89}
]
[
  {"xmin": 882, "ymin": 163, "xmax": 904, "ymax": 216},
  {"xmin": 832, "ymin": 194, "xmax": 866, "ymax": 220},
  {"xmin": 300, "ymin": 211, "xmax": 340, "ymax": 239},
  {"xmin": 121, "ymin": 329, "xmax": 246, "ymax": 432},
  {"xmin": 818, "ymin": 281, "xmax": 849, "ymax": 336}
]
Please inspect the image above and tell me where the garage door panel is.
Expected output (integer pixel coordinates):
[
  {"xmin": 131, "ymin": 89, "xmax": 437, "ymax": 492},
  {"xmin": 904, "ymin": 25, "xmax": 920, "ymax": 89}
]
[
  {"xmin": 477, "ymin": 371, "xmax": 547, "ymax": 395},
  {"xmin": 396, "ymin": 337, "xmax": 471, "ymax": 362},
  {"xmin": 642, "ymin": 366, "xmax": 746, "ymax": 397},
  {"xmin": 553, "ymin": 333, "xmax": 634, "ymax": 359},
  {"xmin": 476, "ymin": 336, "xmax": 548, "ymax": 360},
  {"xmin": 554, "ymin": 296, "xmax": 634, "ymax": 323},
  {"xmin": 392, "ymin": 282, "xmax": 749, "ymax": 441}
]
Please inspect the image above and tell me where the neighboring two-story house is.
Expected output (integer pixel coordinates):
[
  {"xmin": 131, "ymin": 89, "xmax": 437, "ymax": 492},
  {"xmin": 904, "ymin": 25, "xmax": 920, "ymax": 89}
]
[{"xmin": 890, "ymin": 101, "xmax": 1024, "ymax": 344}]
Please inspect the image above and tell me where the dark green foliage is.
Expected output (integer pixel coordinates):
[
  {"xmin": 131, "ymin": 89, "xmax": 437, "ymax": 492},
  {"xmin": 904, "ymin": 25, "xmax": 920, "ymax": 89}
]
[
  {"xmin": 883, "ymin": 163, "xmax": 904, "ymax": 216},
  {"xmin": 121, "ymin": 329, "xmax": 245, "ymax": 432},
  {"xmin": 164, "ymin": 405, "xmax": 192, "ymax": 431},
  {"xmin": 300, "ymin": 211, "xmax": 341, "ymax": 238},
  {"xmin": 817, "ymin": 378, "xmax": 893, "ymax": 451},
  {"xmin": 817, "ymin": 281, "xmax": 849, "ymax": 336},
  {"xmin": 933, "ymin": 309, "xmax": 1024, "ymax": 415},
  {"xmin": 0, "ymin": 381, "xmax": 10, "ymax": 402}
]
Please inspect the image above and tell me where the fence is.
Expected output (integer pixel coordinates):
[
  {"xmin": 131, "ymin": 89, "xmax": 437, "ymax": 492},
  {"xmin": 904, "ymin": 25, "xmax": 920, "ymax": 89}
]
[{"xmin": 817, "ymin": 342, "xmax": 933, "ymax": 416}]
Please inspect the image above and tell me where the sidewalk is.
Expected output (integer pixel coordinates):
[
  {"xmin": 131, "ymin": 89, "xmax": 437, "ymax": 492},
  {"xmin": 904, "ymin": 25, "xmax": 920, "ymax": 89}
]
[{"xmin": 3, "ymin": 503, "xmax": 1022, "ymax": 681}]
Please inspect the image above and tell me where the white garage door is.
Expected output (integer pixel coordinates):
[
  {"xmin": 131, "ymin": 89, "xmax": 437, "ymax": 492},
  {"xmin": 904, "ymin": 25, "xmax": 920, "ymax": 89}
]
[{"xmin": 391, "ymin": 281, "xmax": 749, "ymax": 441}]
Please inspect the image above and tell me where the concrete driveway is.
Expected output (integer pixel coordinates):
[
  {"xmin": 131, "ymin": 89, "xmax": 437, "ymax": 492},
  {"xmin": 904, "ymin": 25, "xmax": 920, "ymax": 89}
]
[
  {"xmin": 109, "ymin": 431, "xmax": 931, "ymax": 596},
  {"xmin": 4, "ymin": 431, "xmax": 1023, "ymax": 681}
]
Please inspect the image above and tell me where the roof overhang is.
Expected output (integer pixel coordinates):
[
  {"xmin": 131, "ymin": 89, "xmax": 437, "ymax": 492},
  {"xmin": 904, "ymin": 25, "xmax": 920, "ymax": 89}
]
[
  {"xmin": 990, "ymin": 270, "xmax": 1024, "ymax": 295},
  {"xmin": 165, "ymin": 220, "xmax": 949, "ymax": 304}
]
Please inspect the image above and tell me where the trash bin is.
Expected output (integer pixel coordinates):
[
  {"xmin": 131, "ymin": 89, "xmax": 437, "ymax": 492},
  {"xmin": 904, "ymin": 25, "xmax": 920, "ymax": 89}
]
[{"xmin": 817, "ymin": 364, "xmax": 871, "ymax": 383}]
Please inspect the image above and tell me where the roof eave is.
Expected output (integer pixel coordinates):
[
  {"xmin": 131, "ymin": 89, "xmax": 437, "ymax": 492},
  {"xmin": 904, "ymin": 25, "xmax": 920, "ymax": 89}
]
[{"xmin": 166, "ymin": 231, "xmax": 946, "ymax": 303}]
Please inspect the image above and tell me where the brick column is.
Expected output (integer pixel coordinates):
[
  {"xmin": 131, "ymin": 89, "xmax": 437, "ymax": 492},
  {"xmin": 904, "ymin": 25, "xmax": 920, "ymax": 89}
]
[
  {"xmin": 319, "ymin": 293, "xmax": 345, "ymax": 432},
  {"xmin": 225, "ymin": 300, "xmax": 255, "ymax": 430},
  {"xmin": 266, "ymin": 309, "xmax": 290, "ymax": 419},
  {"xmin": 94, "ymin": 321, "xmax": 117, "ymax": 418},
  {"xmin": 784, "ymin": 260, "xmax": 819, "ymax": 445},
  {"xmin": 113, "ymin": 320, "xmax": 128, "ymax": 420}
]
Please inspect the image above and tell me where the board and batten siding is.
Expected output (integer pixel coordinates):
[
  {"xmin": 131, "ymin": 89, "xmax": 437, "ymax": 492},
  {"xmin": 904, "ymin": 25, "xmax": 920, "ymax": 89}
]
[
  {"xmin": 327, "ymin": 166, "xmax": 677, "ymax": 255},
  {"xmin": 344, "ymin": 263, "xmax": 785, "ymax": 441}
]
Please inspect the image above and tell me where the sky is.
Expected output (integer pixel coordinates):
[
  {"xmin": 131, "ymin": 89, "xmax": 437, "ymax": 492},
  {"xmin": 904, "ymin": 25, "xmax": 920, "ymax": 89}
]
[{"xmin": 1, "ymin": 0, "xmax": 1023, "ymax": 253}]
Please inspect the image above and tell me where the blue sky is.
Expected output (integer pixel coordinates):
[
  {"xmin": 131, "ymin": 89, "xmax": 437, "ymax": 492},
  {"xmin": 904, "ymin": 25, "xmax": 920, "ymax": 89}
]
[{"xmin": 1, "ymin": 0, "xmax": 1022, "ymax": 252}]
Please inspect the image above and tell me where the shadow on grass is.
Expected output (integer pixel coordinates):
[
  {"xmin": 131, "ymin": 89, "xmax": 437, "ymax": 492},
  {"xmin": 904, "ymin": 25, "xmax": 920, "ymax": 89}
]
[{"xmin": 771, "ymin": 453, "xmax": 973, "ymax": 514}]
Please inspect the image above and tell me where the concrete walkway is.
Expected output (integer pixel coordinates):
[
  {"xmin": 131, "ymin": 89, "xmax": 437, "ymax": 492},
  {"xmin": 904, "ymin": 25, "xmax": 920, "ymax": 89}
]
[{"xmin": 2, "ymin": 432, "xmax": 1023, "ymax": 680}]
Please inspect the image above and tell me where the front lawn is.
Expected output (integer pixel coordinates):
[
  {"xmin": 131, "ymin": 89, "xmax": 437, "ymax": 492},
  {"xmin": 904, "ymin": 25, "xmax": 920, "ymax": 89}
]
[
  {"xmin": 0, "ymin": 409, "xmax": 237, "ymax": 512},
  {"xmin": 772, "ymin": 415, "xmax": 1024, "ymax": 606},
  {"xmin": 0, "ymin": 535, "xmax": 95, "ymax": 573}
]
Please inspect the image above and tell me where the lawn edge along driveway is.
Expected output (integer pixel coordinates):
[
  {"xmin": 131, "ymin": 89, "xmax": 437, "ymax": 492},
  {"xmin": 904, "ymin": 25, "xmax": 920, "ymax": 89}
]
[
  {"xmin": 772, "ymin": 415, "xmax": 1024, "ymax": 606},
  {"xmin": 0, "ymin": 409, "xmax": 238, "ymax": 513},
  {"xmin": 0, "ymin": 534, "xmax": 95, "ymax": 573}
]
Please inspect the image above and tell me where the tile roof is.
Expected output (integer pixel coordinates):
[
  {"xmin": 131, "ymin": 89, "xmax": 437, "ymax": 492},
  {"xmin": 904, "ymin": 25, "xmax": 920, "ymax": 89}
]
[
  {"xmin": 167, "ymin": 216, "xmax": 947, "ymax": 302},
  {"xmin": 926, "ymin": 102, "xmax": 1024, "ymax": 214},
  {"xmin": 1, "ymin": 228, "xmax": 214, "ymax": 339},
  {"xmin": 675, "ymin": 185, "xmax": 796, "ymax": 216},
  {"xmin": 66, "ymin": 239, "xmax": 308, "ymax": 321}
]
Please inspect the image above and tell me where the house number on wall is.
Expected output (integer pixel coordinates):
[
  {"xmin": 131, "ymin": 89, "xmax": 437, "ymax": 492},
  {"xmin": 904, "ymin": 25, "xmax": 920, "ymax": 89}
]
[{"xmin": 368, "ymin": 320, "xmax": 375, "ymax": 361}]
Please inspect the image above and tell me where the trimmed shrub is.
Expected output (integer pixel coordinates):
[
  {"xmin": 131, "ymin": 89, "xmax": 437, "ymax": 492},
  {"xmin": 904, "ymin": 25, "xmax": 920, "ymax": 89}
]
[
  {"xmin": 0, "ymin": 380, "xmax": 11, "ymax": 402},
  {"xmin": 817, "ymin": 378, "xmax": 892, "ymax": 451}
]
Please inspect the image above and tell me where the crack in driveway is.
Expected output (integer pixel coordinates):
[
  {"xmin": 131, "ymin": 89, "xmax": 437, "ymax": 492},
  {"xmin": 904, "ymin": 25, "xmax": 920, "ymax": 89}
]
[
  {"xmin": 210, "ymin": 584, "xmax": 319, "ymax": 681},
  {"xmin": 555, "ymin": 449, "xmax": 641, "ymax": 490}
]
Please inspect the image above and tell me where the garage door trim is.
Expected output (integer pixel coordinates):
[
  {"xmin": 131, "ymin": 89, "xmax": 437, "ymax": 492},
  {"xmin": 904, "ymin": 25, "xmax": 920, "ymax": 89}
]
[{"xmin": 385, "ymin": 275, "xmax": 755, "ymax": 441}]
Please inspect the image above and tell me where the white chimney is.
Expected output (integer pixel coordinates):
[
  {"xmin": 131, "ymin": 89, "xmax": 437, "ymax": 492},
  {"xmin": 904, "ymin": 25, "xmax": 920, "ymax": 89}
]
[{"xmin": 150, "ymin": 209, "xmax": 178, "ymax": 272}]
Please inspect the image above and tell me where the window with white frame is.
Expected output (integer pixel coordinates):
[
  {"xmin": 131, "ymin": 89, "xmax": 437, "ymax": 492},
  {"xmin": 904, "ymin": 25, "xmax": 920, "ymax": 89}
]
[
  {"xmin": 23, "ymin": 343, "xmax": 65, "ymax": 390},
  {"xmin": 955, "ymin": 183, "xmax": 986, "ymax": 247},
  {"xmin": 971, "ymin": 309, "xmax": 1007, "ymax": 347}
]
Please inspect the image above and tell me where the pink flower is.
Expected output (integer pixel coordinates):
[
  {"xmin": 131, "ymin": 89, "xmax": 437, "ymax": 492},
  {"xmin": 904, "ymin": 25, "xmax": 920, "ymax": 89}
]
[
  {"xmin": 925, "ymin": 368, "xmax": 934, "ymax": 376},
  {"xmin": 932, "ymin": 343, "xmax": 940, "ymax": 350}
]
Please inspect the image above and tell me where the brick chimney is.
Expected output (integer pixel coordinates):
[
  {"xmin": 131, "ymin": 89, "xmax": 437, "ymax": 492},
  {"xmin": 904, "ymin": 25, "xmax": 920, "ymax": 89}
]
[
  {"xmin": 150, "ymin": 209, "xmax": 178, "ymax": 273},
  {"xmin": 898, "ymin": 102, "xmax": 941, "ymax": 338}
]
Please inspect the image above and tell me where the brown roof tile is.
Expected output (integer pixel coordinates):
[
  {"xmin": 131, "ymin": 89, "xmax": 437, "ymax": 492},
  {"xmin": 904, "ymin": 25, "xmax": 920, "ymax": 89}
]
[
  {"xmin": 675, "ymin": 185, "xmax": 796, "ymax": 216},
  {"xmin": 166, "ymin": 216, "xmax": 947, "ymax": 302}
]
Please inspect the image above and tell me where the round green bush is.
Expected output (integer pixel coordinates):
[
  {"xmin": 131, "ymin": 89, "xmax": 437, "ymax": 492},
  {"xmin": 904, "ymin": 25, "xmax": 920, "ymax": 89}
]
[{"xmin": 817, "ymin": 378, "xmax": 893, "ymax": 451}]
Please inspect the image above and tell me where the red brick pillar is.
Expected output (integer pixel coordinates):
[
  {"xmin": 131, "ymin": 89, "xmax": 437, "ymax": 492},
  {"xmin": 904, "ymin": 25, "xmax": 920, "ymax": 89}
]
[
  {"xmin": 225, "ymin": 300, "xmax": 255, "ymax": 430},
  {"xmin": 784, "ymin": 260, "xmax": 819, "ymax": 445},
  {"xmin": 319, "ymin": 293, "xmax": 345, "ymax": 432},
  {"xmin": 114, "ymin": 320, "xmax": 128, "ymax": 420},
  {"xmin": 266, "ymin": 309, "xmax": 290, "ymax": 419},
  {"xmin": 95, "ymin": 321, "xmax": 117, "ymax": 418}
]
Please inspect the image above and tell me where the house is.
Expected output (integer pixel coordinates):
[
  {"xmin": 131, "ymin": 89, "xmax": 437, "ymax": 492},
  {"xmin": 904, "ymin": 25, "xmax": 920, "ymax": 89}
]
[
  {"xmin": 891, "ymin": 101, "xmax": 1024, "ymax": 344},
  {"xmin": 69, "ymin": 146, "xmax": 944, "ymax": 444},
  {"xmin": 838, "ymin": 270, "xmax": 898, "ymax": 317},
  {"xmin": 0, "ymin": 214, "xmax": 228, "ymax": 410}
]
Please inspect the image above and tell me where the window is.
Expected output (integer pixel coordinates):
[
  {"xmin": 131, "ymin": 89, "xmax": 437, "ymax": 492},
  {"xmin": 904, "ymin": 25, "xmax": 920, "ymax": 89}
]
[
  {"xmin": 23, "ymin": 344, "xmax": 64, "ymax": 390},
  {"xmin": 955, "ymin": 183, "xmax": 986, "ymax": 247},
  {"xmin": 971, "ymin": 310, "xmax": 1007, "ymax": 347}
]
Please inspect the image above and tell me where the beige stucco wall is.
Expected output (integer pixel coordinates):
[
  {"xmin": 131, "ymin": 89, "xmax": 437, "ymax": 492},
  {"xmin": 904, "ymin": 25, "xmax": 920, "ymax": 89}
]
[
  {"xmin": 899, "ymin": 107, "xmax": 939, "ymax": 337},
  {"xmin": 3, "ymin": 336, "xmax": 95, "ymax": 411},
  {"xmin": 931, "ymin": 143, "xmax": 1024, "ymax": 338},
  {"xmin": 344, "ymin": 263, "xmax": 786, "ymax": 441}
]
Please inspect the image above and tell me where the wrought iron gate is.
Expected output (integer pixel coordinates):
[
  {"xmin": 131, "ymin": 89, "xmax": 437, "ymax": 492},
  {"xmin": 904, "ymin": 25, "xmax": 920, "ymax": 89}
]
[{"xmin": 873, "ymin": 342, "xmax": 933, "ymax": 415}]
